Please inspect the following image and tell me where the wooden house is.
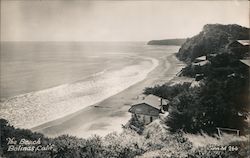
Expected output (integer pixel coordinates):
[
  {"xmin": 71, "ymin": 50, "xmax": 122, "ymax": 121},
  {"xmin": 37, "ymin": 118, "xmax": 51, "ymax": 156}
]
[
  {"xmin": 228, "ymin": 40, "xmax": 250, "ymax": 48},
  {"xmin": 128, "ymin": 94, "xmax": 169, "ymax": 125},
  {"xmin": 228, "ymin": 40, "xmax": 249, "ymax": 58}
]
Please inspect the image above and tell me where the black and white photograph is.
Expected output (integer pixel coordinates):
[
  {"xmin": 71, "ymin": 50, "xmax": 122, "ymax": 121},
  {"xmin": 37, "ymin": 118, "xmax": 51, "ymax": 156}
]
[{"xmin": 0, "ymin": 0, "xmax": 249, "ymax": 157}]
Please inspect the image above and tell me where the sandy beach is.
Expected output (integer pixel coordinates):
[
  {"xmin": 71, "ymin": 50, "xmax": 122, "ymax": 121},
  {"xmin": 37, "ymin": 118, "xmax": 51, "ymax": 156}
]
[{"xmin": 32, "ymin": 52, "xmax": 185, "ymax": 138}]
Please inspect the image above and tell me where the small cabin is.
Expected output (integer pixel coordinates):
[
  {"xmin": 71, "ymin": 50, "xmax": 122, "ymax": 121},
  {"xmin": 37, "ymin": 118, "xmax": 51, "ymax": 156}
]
[
  {"xmin": 228, "ymin": 40, "xmax": 250, "ymax": 48},
  {"xmin": 128, "ymin": 94, "xmax": 169, "ymax": 125},
  {"xmin": 128, "ymin": 103, "xmax": 160, "ymax": 125},
  {"xmin": 228, "ymin": 40, "xmax": 250, "ymax": 58}
]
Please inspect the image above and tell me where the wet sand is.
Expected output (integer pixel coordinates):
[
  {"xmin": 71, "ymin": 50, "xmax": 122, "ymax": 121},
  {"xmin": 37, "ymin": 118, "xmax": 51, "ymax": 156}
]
[{"xmin": 32, "ymin": 53, "xmax": 185, "ymax": 138}]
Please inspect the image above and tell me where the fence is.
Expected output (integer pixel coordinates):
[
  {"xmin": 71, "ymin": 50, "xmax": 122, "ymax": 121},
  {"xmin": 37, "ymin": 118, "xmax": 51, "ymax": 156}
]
[{"xmin": 216, "ymin": 127, "xmax": 240, "ymax": 138}]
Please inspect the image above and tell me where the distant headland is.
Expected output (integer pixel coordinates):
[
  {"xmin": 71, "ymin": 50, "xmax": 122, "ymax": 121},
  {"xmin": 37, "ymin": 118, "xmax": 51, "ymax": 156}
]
[{"xmin": 147, "ymin": 38, "xmax": 186, "ymax": 45}]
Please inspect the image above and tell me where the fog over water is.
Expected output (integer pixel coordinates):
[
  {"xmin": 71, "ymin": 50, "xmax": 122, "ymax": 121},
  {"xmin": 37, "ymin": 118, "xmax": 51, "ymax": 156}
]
[{"xmin": 1, "ymin": 0, "xmax": 249, "ymax": 41}]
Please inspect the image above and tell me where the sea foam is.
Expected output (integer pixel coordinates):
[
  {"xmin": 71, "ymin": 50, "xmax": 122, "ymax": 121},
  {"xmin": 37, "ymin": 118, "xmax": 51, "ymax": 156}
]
[{"xmin": 0, "ymin": 56, "xmax": 159, "ymax": 129}]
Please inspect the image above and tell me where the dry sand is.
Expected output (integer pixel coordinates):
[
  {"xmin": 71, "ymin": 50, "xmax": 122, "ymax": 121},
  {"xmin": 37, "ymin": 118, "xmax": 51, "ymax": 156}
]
[{"xmin": 32, "ymin": 53, "xmax": 185, "ymax": 138}]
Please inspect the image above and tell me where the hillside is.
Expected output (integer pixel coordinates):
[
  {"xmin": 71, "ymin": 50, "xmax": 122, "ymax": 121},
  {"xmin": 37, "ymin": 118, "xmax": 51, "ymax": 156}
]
[
  {"xmin": 1, "ymin": 118, "xmax": 249, "ymax": 158},
  {"xmin": 176, "ymin": 24, "xmax": 249, "ymax": 62},
  {"xmin": 147, "ymin": 38, "xmax": 186, "ymax": 45},
  {"xmin": 1, "ymin": 24, "xmax": 249, "ymax": 158},
  {"xmin": 144, "ymin": 24, "xmax": 249, "ymax": 135}
]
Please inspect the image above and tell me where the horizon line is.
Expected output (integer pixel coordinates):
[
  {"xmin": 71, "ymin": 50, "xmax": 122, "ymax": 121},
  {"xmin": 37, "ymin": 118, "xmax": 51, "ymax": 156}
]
[{"xmin": 0, "ymin": 38, "xmax": 188, "ymax": 42}]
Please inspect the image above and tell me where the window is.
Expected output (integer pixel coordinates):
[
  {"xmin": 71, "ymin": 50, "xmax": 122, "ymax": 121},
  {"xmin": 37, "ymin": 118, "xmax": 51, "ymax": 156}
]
[{"xmin": 150, "ymin": 116, "xmax": 153, "ymax": 122}]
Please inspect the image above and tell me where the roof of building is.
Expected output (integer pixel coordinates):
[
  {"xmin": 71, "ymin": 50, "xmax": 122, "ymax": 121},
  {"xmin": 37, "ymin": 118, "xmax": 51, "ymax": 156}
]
[
  {"xmin": 240, "ymin": 60, "xmax": 250, "ymax": 67},
  {"xmin": 134, "ymin": 94, "xmax": 169, "ymax": 109},
  {"xmin": 195, "ymin": 56, "xmax": 206, "ymax": 61},
  {"xmin": 237, "ymin": 40, "xmax": 250, "ymax": 46},
  {"xmin": 128, "ymin": 103, "xmax": 160, "ymax": 116},
  {"xmin": 144, "ymin": 94, "xmax": 169, "ymax": 108},
  {"xmin": 192, "ymin": 60, "xmax": 210, "ymax": 66}
]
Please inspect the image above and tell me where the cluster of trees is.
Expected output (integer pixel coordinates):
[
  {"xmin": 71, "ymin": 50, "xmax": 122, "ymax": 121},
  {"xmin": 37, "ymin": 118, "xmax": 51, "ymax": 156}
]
[
  {"xmin": 166, "ymin": 71, "xmax": 249, "ymax": 134},
  {"xmin": 144, "ymin": 82, "xmax": 191, "ymax": 101},
  {"xmin": 144, "ymin": 58, "xmax": 249, "ymax": 134},
  {"xmin": 176, "ymin": 24, "xmax": 249, "ymax": 63},
  {"xmin": 145, "ymin": 24, "xmax": 249, "ymax": 135}
]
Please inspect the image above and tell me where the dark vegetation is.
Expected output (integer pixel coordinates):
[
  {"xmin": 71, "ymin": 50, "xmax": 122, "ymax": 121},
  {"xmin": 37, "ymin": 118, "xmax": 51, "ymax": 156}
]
[
  {"xmin": 176, "ymin": 24, "xmax": 249, "ymax": 63},
  {"xmin": 0, "ymin": 118, "xmax": 190, "ymax": 158},
  {"xmin": 144, "ymin": 82, "xmax": 191, "ymax": 101},
  {"xmin": 145, "ymin": 24, "xmax": 249, "ymax": 135},
  {"xmin": 1, "ymin": 118, "xmax": 145, "ymax": 158},
  {"xmin": 147, "ymin": 38, "xmax": 186, "ymax": 46},
  {"xmin": 1, "ymin": 118, "xmax": 248, "ymax": 158},
  {"xmin": 0, "ymin": 119, "xmax": 51, "ymax": 158}
]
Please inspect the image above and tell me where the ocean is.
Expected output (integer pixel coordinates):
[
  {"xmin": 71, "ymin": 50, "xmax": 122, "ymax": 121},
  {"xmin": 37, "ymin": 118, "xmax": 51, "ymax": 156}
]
[{"xmin": 0, "ymin": 42, "xmax": 179, "ymax": 128}]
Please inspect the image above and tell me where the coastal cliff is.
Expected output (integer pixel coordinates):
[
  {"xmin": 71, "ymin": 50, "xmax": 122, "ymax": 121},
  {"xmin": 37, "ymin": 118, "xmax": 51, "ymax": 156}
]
[
  {"xmin": 176, "ymin": 24, "xmax": 249, "ymax": 62},
  {"xmin": 146, "ymin": 24, "xmax": 249, "ymax": 135}
]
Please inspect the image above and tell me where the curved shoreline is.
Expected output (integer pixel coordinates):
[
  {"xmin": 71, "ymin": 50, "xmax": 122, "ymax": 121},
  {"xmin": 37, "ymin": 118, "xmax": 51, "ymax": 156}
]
[
  {"xmin": 31, "ymin": 56, "xmax": 159, "ymax": 129},
  {"xmin": 31, "ymin": 57, "xmax": 159, "ymax": 130},
  {"xmin": 33, "ymin": 53, "xmax": 184, "ymax": 138},
  {"xmin": 0, "ymin": 56, "xmax": 159, "ymax": 129}
]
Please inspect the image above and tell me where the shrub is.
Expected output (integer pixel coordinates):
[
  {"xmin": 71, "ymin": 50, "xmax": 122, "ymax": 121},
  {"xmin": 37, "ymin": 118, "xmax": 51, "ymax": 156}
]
[{"xmin": 143, "ymin": 82, "xmax": 191, "ymax": 100}]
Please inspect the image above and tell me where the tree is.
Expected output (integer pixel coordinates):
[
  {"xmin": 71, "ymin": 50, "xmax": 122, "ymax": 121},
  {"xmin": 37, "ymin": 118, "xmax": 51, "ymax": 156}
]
[{"xmin": 166, "ymin": 52, "xmax": 249, "ymax": 135}]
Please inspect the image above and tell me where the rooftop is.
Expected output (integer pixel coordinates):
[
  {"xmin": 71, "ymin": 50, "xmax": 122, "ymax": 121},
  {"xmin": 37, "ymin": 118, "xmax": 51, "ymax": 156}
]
[
  {"xmin": 237, "ymin": 40, "xmax": 250, "ymax": 46},
  {"xmin": 134, "ymin": 94, "xmax": 169, "ymax": 109},
  {"xmin": 143, "ymin": 94, "xmax": 169, "ymax": 109},
  {"xmin": 195, "ymin": 56, "xmax": 206, "ymax": 61},
  {"xmin": 128, "ymin": 103, "xmax": 160, "ymax": 116},
  {"xmin": 240, "ymin": 60, "xmax": 250, "ymax": 67},
  {"xmin": 192, "ymin": 60, "xmax": 210, "ymax": 66}
]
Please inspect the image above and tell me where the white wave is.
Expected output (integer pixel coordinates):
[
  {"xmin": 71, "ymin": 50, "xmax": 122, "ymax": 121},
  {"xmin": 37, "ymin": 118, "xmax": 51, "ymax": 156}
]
[{"xmin": 0, "ymin": 57, "xmax": 159, "ymax": 129}]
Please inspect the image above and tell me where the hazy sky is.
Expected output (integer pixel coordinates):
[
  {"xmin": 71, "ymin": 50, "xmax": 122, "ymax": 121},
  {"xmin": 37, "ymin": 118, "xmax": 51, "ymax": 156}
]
[{"xmin": 1, "ymin": 0, "xmax": 249, "ymax": 41}]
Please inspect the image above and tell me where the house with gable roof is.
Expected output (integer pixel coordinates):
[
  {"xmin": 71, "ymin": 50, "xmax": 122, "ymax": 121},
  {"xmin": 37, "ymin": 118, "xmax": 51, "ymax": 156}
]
[{"xmin": 128, "ymin": 94, "xmax": 169, "ymax": 125}]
